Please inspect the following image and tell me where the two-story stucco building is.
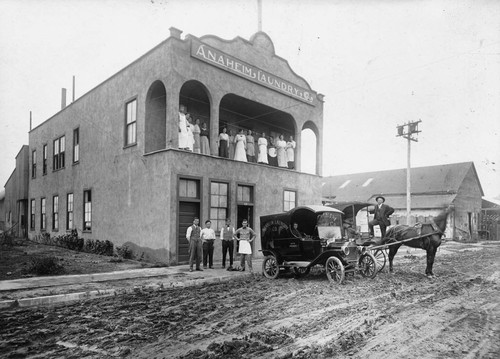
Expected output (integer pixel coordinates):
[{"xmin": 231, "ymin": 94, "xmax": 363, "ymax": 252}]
[{"xmin": 28, "ymin": 28, "xmax": 325, "ymax": 264}]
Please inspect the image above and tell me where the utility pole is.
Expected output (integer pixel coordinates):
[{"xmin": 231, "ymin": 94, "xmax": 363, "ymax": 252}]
[{"xmin": 396, "ymin": 120, "xmax": 421, "ymax": 225}]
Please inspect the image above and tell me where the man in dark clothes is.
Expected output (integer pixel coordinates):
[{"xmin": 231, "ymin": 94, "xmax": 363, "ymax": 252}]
[{"xmin": 368, "ymin": 196, "xmax": 394, "ymax": 241}]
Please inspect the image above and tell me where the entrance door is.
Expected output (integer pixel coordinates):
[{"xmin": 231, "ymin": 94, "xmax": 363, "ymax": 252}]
[{"xmin": 178, "ymin": 202, "xmax": 200, "ymax": 264}]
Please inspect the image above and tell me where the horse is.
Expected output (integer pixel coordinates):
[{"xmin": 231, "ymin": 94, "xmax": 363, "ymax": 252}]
[{"xmin": 383, "ymin": 208, "xmax": 450, "ymax": 278}]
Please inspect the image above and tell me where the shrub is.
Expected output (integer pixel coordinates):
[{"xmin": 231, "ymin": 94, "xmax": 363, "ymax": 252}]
[
  {"xmin": 116, "ymin": 245, "xmax": 134, "ymax": 259},
  {"xmin": 26, "ymin": 256, "xmax": 64, "ymax": 276},
  {"xmin": 84, "ymin": 238, "xmax": 114, "ymax": 256}
]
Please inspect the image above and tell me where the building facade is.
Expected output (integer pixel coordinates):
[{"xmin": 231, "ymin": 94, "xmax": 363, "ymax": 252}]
[
  {"xmin": 28, "ymin": 29, "xmax": 325, "ymax": 264},
  {"xmin": 3, "ymin": 146, "xmax": 29, "ymax": 238}
]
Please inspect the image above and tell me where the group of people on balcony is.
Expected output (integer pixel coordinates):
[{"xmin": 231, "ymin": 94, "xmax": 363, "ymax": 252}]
[{"xmin": 179, "ymin": 105, "xmax": 297, "ymax": 169}]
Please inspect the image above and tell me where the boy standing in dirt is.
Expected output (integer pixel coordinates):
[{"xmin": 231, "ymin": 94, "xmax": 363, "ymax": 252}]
[{"xmin": 233, "ymin": 219, "xmax": 256, "ymax": 272}]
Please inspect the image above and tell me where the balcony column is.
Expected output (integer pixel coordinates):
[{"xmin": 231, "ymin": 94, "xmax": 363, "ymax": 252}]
[
  {"xmin": 209, "ymin": 94, "xmax": 222, "ymax": 156},
  {"xmin": 295, "ymin": 130, "xmax": 301, "ymax": 172}
]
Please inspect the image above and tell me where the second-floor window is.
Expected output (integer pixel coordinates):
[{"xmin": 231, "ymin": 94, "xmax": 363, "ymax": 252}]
[
  {"xmin": 53, "ymin": 136, "xmax": 65, "ymax": 171},
  {"xmin": 43, "ymin": 144, "xmax": 47, "ymax": 175},
  {"xmin": 73, "ymin": 128, "xmax": 79, "ymax": 163},
  {"xmin": 31, "ymin": 150, "xmax": 36, "ymax": 178},
  {"xmin": 125, "ymin": 99, "xmax": 137, "ymax": 146}
]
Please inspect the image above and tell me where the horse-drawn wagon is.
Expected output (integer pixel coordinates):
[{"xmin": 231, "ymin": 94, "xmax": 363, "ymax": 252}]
[{"xmin": 260, "ymin": 205, "xmax": 379, "ymax": 284}]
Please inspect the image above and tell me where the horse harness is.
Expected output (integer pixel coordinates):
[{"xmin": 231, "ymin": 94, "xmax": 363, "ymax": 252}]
[{"xmin": 382, "ymin": 220, "xmax": 443, "ymax": 248}]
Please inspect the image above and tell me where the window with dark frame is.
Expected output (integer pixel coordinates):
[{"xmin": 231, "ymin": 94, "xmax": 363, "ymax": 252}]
[
  {"xmin": 283, "ymin": 190, "xmax": 297, "ymax": 212},
  {"xmin": 43, "ymin": 144, "xmax": 47, "ymax": 175},
  {"xmin": 53, "ymin": 136, "xmax": 65, "ymax": 170},
  {"xmin": 179, "ymin": 178, "xmax": 200, "ymax": 199},
  {"xmin": 237, "ymin": 185, "xmax": 253, "ymax": 203},
  {"xmin": 30, "ymin": 199, "xmax": 35, "ymax": 230},
  {"xmin": 67, "ymin": 193, "xmax": 74, "ymax": 230},
  {"xmin": 73, "ymin": 128, "xmax": 79, "ymax": 163},
  {"xmin": 125, "ymin": 99, "xmax": 137, "ymax": 146},
  {"xmin": 210, "ymin": 182, "xmax": 228, "ymax": 232},
  {"xmin": 84, "ymin": 190, "xmax": 92, "ymax": 231},
  {"xmin": 41, "ymin": 197, "xmax": 46, "ymax": 230},
  {"xmin": 31, "ymin": 150, "xmax": 36, "ymax": 178},
  {"xmin": 52, "ymin": 195, "xmax": 59, "ymax": 230}
]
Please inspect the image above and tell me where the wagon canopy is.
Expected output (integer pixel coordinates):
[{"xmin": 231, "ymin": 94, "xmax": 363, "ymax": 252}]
[
  {"xmin": 260, "ymin": 205, "xmax": 344, "ymax": 240},
  {"xmin": 327, "ymin": 202, "xmax": 371, "ymax": 220}
]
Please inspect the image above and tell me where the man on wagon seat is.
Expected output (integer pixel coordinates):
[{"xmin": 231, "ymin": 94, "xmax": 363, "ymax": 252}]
[{"xmin": 368, "ymin": 196, "xmax": 394, "ymax": 242}]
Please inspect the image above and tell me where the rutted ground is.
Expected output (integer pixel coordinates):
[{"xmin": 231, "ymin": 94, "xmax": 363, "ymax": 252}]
[{"xmin": 1, "ymin": 242, "xmax": 499, "ymax": 358}]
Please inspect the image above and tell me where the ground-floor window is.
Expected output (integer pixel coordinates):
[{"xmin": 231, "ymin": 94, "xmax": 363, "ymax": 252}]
[
  {"xmin": 52, "ymin": 195, "xmax": 59, "ymax": 230},
  {"xmin": 210, "ymin": 181, "xmax": 228, "ymax": 231},
  {"xmin": 30, "ymin": 199, "xmax": 35, "ymax": 230},
  {"xmin": 283, "ymin": 190, "xmax": 297, "ymax": 212},
  {"xmin": 67, "ymin": 193, "xmax": 73, "ymax": 230},
  {"xmin": 84, "ymin": 190, "xmax": 92, "ymax": 231},
  {"xmin": 41, "ymin": 198, "xmax": 46, "ymax": 230}
]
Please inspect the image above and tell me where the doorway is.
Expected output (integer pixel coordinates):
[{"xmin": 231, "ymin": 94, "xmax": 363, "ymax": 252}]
[{"xmin": 178, "ymin": 202, "xmax": 200, "ymax": 264}]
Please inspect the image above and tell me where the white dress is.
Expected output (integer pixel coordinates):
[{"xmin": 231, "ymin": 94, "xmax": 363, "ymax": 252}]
[
  {"xmin": 276, "ymin": 139, "xmax": 287, "ymax": 167},
  {"xmin": 286, "ymin": 140, "xmax": 296, "ymax": 162},
  {"xmin": 186, "ymin": 123, "xmax": 194, "ymax": 151},
  {"xmin": 234, "ymin": 134, "xmax": 247, "ymax": 162},
  {"xmin": 178, "ymin": 113, "xmax": 189, "ymax": 149},
  {"xmin": 257, "ymin": 137, "xmax": 268, "ymax": 163}
]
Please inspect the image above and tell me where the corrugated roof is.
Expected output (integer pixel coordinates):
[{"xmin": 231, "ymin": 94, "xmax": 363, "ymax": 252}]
[{"xmin": 322, "ymin": 162, "xmax": 482, "ymax": 206}]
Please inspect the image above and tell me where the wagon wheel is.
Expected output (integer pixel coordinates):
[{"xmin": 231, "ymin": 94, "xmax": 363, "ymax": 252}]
[
  {"xmin": 372, "ymin": 249, "xmax": 386, "ymax": 273},
  {"xmin": 293, "ymin": 267, "xmax": 311, "ymax": 278},
  {"xmin": 358, "ymin": 253, "xmax": 378, "ymax": 279},
  {"xmin": 262, "ymin": 255, "xmax": 280, "ymax": 279},
  {"xmin": 325, "ymin": 256, "xmax": 345, "ymax": 284}
]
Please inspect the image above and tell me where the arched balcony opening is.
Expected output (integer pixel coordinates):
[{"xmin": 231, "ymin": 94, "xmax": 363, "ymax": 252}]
[
  {"xmin": 179, "ymin": 80, "xmax": 211, "ymax": 130},
  {"xmin": 301, "ymin": 121, "xmax": 319, "ymax": 175},
  {"xmin": 145, "ymin": 81, "xmax": 166, "ymax": 153},
  {"xmin": 219, "ymin": 94, "xmax": 297, "ymax": 165}
]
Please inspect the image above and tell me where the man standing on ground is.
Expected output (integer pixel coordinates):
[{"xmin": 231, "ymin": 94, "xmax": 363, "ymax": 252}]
[
  {"xmin": 234, "ymin": 219, "xmax": 256, "ymax": 272},
  {"xmin": 368, "ymin": 196, "xmax": 394, "ymax": 241},
  {"xmin": 201, "ymin": 220, "xmax": 216, "ymax": 269},
  {"xmin": 220, "ymin": 218, "xmax": 235, "ymax": 269},
  {"xmin": 186, "ymin": 217, "xmax": 203, "ymax": 272}
]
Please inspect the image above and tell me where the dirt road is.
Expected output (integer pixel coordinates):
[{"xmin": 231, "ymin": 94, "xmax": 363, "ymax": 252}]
[{"xmin": 1, "ymin": 241, "xmax": 499, "ymax": 358}]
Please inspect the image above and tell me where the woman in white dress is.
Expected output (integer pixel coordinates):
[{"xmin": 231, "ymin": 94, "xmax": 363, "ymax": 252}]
[
  {"xmin": 192, "ymin": 118, "xmax": 201, "ymax": 153},
  {"xmin": 234, "ymin": 129, "xmax": 247, "ymax": 162},
  {"xmin": 276, "ymin": 134, "xmax": 288, "ymax": 167},
  {"xmin": 178, "ymin": 106, "xmax": 189, "ymax": 150},
  {"xmin": 286, "ymin": 135, "xmax": 296, "ymax": 169},
  {"xmin": 257, "ymin": 132, "xmax": 268, "ymax": 164}
]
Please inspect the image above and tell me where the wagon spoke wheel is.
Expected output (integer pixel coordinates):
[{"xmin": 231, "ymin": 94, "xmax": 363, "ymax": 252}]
[
  {"xmin": 359, "ymin": 253, "xmax": 378, "ymax": 279},
  {"xmin": 373, "ymin": 249, "xmax": 386, "ymax": 273},
  {"xmin": 262, "ymin": 255, "xmax": 280, "ymax": 279},
  {"xmin": 293, "ymin": 267, "xmax": 311, "ymax": 278},
  {"xmin": 325, "ymin": 256, "xmax": 345, "ymax": 284}
]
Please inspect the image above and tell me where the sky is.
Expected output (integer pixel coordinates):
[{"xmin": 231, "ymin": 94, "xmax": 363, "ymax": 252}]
[{"xmin": 0, "ymin": 0, "xmax": 499, "ymax": 199}]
